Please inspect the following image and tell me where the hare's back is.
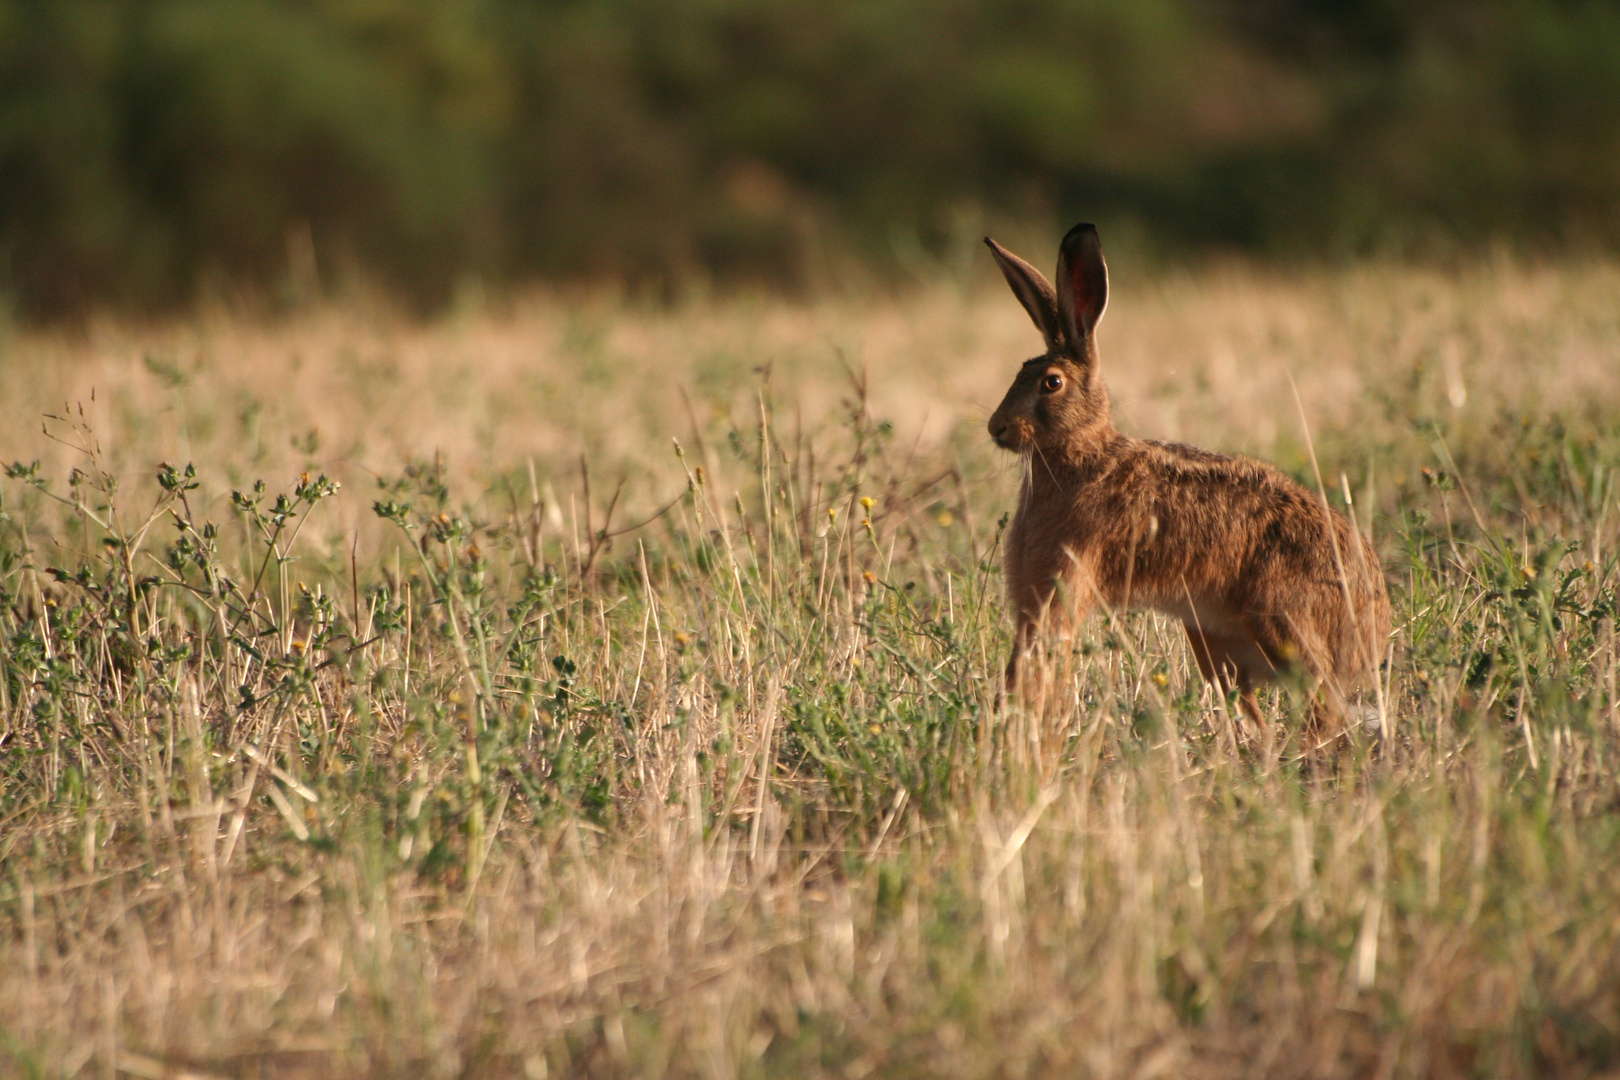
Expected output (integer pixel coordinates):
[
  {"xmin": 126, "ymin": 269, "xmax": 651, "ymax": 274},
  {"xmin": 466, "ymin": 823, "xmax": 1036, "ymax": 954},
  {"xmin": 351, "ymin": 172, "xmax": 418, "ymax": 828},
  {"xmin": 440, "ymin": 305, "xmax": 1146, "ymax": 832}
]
[
  {"xmin": 1114, "ymin": 438, "xmax": 1358, "ymax": 586},
  {"xmin": 1143, "ymin": 439, "xmax": 1384, "ymax": 606},
  {"xmin": 1131, "ymin": 439, "xmax": 1321, "ymax": 534}
]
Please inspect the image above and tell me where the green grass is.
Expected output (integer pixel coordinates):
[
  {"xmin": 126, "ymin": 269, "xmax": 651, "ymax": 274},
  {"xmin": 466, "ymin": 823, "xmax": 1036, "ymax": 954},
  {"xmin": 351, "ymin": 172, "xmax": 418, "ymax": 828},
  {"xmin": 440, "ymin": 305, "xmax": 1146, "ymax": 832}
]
[{"xmin": 2, "ymin": 264, "xmax": 1620, "ymax": 1078}]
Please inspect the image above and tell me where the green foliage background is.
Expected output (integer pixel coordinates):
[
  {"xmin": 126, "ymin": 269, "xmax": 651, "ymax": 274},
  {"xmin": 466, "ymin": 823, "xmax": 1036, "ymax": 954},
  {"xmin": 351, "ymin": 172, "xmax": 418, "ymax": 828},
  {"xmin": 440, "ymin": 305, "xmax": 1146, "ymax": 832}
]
[{"xmin": 5, "ymin": 0, "xmax": 1620, "ymax": 316}]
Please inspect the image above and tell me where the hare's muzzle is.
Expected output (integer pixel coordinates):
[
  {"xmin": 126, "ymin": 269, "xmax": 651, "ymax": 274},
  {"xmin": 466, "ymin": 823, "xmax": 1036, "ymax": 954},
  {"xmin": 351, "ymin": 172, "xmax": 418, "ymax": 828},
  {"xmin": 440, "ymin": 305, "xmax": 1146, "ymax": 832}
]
[{"xmin": 988, "ymin": 417, "xmax": 1026, "ymax": 451}]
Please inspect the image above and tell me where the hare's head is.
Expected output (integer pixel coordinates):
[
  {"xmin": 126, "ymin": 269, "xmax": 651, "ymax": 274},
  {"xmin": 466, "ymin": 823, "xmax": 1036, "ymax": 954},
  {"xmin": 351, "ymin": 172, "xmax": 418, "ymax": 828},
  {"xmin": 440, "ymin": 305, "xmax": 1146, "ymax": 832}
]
[{"xmin": 985, "ymin": 223, "xmax": 1111, "ymax": 458}]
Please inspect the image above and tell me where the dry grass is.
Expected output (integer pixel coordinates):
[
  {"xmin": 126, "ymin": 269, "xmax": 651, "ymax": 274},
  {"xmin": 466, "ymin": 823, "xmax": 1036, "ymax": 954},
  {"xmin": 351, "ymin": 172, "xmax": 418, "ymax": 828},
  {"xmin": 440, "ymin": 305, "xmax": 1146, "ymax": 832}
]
[{"xmin": 3, "ymin": 257, "xmax": 1620, "ymax": 1079}]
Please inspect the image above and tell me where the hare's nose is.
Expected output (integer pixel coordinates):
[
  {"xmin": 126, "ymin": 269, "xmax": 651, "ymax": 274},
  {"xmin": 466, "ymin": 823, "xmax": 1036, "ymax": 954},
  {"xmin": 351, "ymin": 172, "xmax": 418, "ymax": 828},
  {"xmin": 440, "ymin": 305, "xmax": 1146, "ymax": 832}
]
[{"xmin": 989, "ymin": 420, "xmax": 1007, "ymax": 442}]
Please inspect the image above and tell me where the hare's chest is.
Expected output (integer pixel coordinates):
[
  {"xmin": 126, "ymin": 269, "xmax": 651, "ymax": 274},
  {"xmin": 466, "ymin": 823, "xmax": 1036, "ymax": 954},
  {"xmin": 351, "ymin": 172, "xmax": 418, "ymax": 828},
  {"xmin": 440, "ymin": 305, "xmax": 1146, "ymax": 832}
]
[
  {"xmin": 1010, "ymin": 487, "xmax": 1111, "ymax": 558},
  {"xmin": 1005, "ymin": 497, "xmax": 1101, "ymax": 598}
]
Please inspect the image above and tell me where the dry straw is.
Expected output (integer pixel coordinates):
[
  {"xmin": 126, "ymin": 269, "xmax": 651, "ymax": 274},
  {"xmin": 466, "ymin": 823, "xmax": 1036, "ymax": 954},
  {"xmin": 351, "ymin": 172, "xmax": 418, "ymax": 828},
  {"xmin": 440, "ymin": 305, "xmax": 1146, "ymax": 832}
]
[{"xmin": 1, "ymin": 256, "xmax": 1619, "ymax": 1077}]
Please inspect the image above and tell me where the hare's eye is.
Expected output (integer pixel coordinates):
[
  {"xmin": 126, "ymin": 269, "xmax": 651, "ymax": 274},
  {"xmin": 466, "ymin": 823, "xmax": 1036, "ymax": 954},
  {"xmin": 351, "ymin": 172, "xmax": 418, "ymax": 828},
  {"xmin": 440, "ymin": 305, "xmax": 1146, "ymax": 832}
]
[{"xmin": 1041, "ymin": 373, "xmax": 1064, "ymax": 393}]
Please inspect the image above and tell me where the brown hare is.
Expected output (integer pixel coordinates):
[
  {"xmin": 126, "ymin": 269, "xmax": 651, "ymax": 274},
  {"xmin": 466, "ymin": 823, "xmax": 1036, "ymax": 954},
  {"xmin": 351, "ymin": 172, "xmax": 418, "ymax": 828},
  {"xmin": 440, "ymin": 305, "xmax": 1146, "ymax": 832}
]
[{"xmin": 985, "ymin": 223, "xmax": 1390, "ymax": 727}]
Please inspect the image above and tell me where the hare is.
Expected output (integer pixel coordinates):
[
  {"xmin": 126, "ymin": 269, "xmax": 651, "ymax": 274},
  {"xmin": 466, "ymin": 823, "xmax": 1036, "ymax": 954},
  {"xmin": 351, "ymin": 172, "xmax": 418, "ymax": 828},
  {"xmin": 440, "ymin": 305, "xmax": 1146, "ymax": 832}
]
[{"xmin": 985, "ymin": 223, "xmax": 1390, "ymax": 726}]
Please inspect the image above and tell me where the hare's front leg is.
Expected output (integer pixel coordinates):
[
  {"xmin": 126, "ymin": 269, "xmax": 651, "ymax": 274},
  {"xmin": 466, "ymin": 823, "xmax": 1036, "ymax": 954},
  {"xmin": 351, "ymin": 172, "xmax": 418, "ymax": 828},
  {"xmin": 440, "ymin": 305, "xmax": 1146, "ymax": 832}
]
[
  {"xmin": 1004, "ymin": 615, "xmax": 1034, "ymax": 691},
  {"xmin": 1003, "ymin": 541, "xmax": 1099, "ymax": 697},
  {"xmin": 1004, "ymin": 586, "xmax": 1094, "ymax": 696}
]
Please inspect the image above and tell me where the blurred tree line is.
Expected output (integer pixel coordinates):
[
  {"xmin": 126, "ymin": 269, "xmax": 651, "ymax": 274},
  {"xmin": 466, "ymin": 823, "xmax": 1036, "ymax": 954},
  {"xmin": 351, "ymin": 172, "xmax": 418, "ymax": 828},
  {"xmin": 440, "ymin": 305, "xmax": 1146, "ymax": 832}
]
[{"xmin": 4, "ymin": 0, "xmax": 1620, "ymax": 318}]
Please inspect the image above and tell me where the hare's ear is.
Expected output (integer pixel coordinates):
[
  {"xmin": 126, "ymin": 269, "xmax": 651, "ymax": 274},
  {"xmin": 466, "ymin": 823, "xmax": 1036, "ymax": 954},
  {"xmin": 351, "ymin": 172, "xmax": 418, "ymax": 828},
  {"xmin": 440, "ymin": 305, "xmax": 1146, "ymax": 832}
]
[
  {"xmin": 1054, "ymin": 223, "xmax": 1108, "ymax": 352},
  {"xmin": 985, "ymin": 237, "xmax": 1062, "ymax": 352}
]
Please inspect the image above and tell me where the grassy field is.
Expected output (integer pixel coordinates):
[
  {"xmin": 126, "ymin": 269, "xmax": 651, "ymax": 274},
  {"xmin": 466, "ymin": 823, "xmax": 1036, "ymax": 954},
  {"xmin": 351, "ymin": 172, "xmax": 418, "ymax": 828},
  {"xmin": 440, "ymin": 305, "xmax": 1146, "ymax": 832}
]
[{"xmin": 3, "ymin": 257, "xmax": 1620, "ymax": 1079}]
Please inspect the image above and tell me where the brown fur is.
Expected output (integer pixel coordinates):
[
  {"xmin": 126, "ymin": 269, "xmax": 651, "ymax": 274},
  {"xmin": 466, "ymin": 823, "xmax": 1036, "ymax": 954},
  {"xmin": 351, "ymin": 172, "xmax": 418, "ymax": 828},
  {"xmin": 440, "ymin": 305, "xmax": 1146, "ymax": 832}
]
[{"xmin": 986, "ymin": 224, "xmax": 1391, "ymax": 725}]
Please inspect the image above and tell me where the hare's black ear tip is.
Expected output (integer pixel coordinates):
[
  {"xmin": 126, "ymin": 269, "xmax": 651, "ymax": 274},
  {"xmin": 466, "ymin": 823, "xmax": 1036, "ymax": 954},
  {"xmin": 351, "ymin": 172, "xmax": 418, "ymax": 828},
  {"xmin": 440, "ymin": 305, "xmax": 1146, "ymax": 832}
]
[
  {"xmin": 982, "ymin": 236, "xmax": 998, "ymax": 250},
  {"xmin": 1059, "ymin": 222, "xmax": 1103, "ymax": 259}
]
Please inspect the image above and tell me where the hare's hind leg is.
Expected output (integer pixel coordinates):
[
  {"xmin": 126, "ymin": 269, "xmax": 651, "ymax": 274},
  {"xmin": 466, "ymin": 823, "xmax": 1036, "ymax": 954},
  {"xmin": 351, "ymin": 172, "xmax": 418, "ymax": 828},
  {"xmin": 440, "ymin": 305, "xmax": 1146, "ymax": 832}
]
[
  {"xmin": 1184, "ymin": 623, "xmax": 1225, "ymax": 689},
  {"xmin": 1184, "ymin": 624, "xmax": 1267, "ymax": 726},
  {"xmin": 1236, "ymin": 678, "xmax": 1264, "ymax": 727},
  {"xmin": 1303, "ymin": 678, "xmax": 1361, "ymax": 744},
  {"xmin": 1246, "ymin": 614, "xmax": 1354, "ymax": 739}
]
